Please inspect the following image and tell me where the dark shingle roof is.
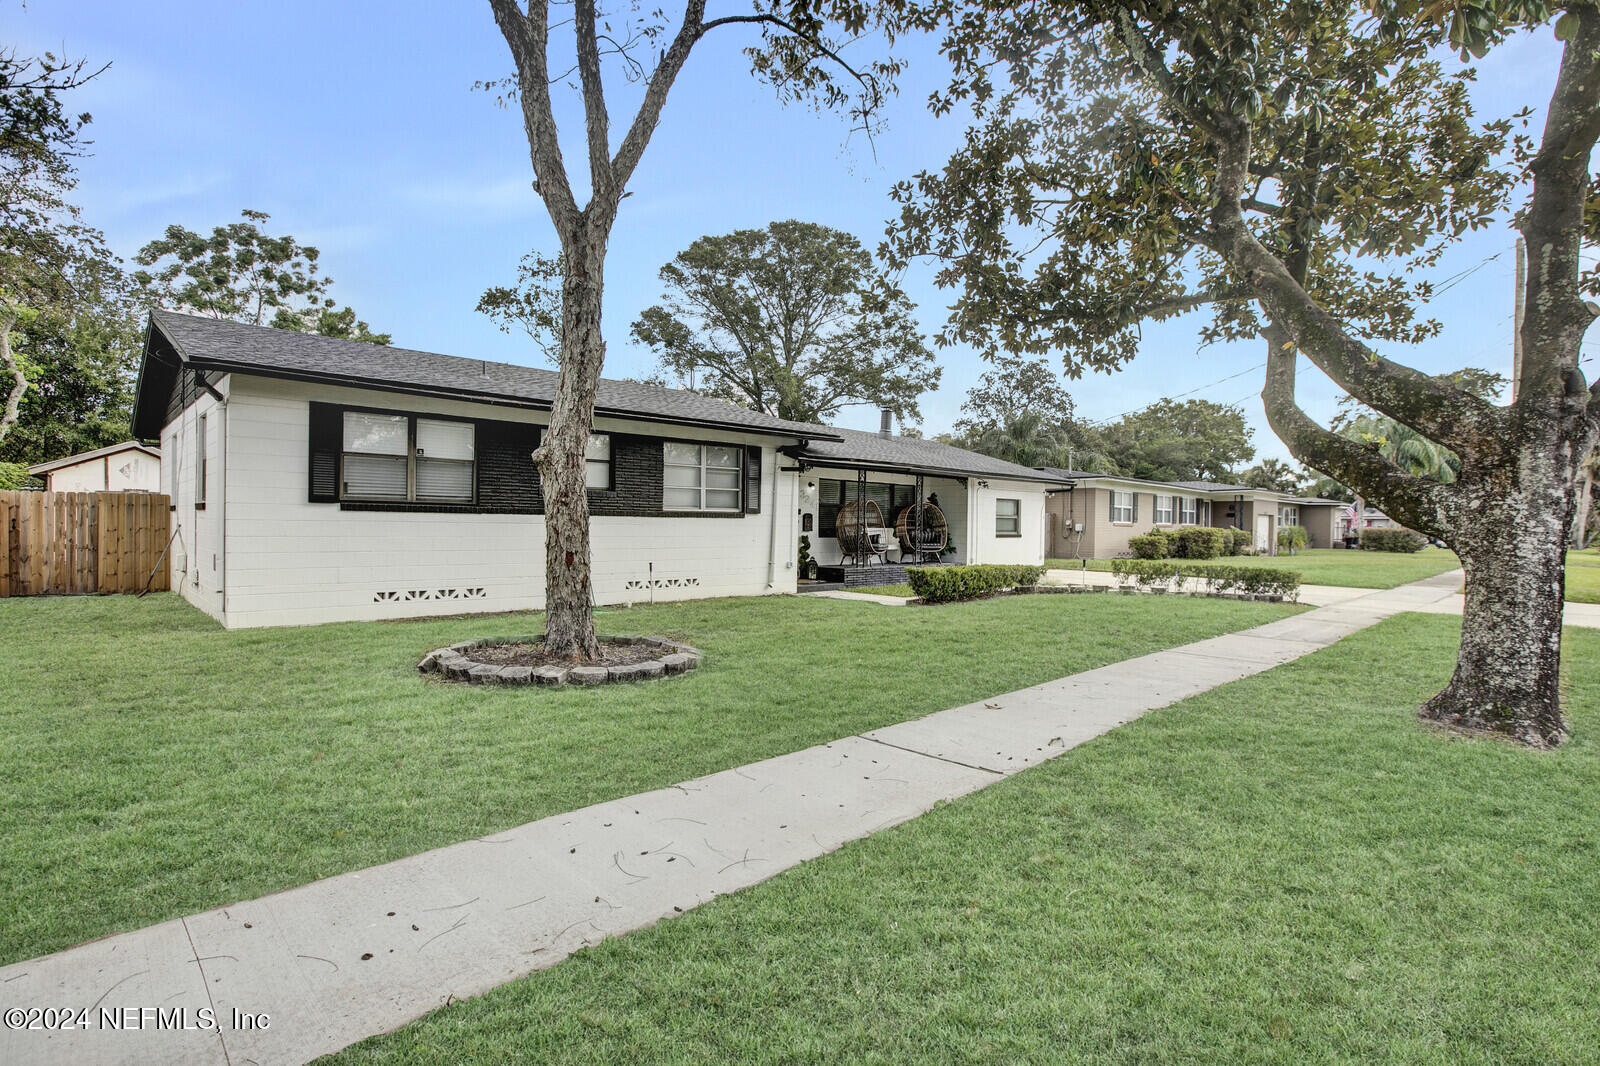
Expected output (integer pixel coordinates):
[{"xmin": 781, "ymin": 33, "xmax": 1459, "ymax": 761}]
[
  {"xmin": 802, "ymin": 429, "xmax": 1071, "ymax": 483},
  {"xmin": 138, "ymin": 311, "xmax": 839, "ymax": 441}
]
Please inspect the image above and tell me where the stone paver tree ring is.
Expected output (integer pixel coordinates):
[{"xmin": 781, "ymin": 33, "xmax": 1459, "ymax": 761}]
[{"xmin": 419, "ymin": 636, "xmax": 701, "ymax": 687}]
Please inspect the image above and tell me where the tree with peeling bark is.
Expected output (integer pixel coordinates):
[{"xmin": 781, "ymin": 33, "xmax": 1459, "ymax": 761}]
[
  {"xmin": 486, "ymin": 0, "xmax": 899, "ymax": 660},
  {"xmin": 880, "ymin": 0, "xmax": 1600, "ymax": 746}
]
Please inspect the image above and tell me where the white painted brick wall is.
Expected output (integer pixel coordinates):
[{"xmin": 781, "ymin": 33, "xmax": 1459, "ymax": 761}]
[
  {"xmin": 166, "ymin": 375, "xmax": 797, "ymax": 628},
  {"xmin": 971, "ymin": 478, "xmax": 1049, "ymax": 566}
]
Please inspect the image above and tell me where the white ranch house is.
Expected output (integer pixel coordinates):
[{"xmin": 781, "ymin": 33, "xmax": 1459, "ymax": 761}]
[{"xmin": 132, "ymin": 312, "xmax": 1057, "ymax": 628}]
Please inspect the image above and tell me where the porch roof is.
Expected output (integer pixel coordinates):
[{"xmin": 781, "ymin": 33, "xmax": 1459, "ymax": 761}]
[{"xmin": 797, "ymin": 428, "xmax": 1071, "ymax": 484}]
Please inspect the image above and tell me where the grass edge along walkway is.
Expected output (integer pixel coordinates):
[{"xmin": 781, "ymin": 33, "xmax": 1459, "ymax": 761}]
[{"xmin": 0, "ymin": 572, "xmax": 1463, "ymax": 1066}]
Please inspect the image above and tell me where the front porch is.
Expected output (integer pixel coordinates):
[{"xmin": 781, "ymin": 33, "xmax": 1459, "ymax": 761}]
[
  {"xmin": 810, "ymin": 561, "xmax": 945, "ymax": 589},
  {"xmin": 797, "ymin": 468, "xmax": 970, "ymax": 575}
]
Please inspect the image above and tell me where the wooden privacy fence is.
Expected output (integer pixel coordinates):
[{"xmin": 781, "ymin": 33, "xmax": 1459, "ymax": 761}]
[{"xmin": 1, "ymin": 491, "xmax": 172, "ymax": 597}]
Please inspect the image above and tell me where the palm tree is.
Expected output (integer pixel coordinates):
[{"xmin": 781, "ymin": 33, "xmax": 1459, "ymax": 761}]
[
  {"xmin": 1341, "ymin": 414, "xmax": 1459, "ymax": 483},
  {"xmin": 964, "ymin": 411, "xmax": 1071, "ymax": 469},
  {"xmin": 1241, "ymin": 458, "xmax": 1306, "ymax": 493}
]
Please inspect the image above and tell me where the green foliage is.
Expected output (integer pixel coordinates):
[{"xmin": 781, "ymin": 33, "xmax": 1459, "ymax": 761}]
[
  {"xmin": 882, "ymin": 2, "xmax": 1520, "ymax": 371},
  {"xmin": 797, "ymin": 535, "xmax": 813, "ymax": 573},
  {"xmin": 477, "ymin": 250, "xmax": 563, "ymax": 365},
  {"xmin": 1360, "ymin": 527, "xmax": 1426, "ymax": 553},
  {"xmin": 133, "ymin": 209, "xmax": 389, "ymax": 344},
  {"xmin": 1, "ymin": 45, "xmax": 115, "ymax": 450},
  {"xmin": 906, "ymin": 564, "xmax": 1045, "ymax": 603},
  {"xmin": 1223, "ymin": 527, "xmax": 1252, "ymax": 555},
  {"xmin": 1110, "ymin": 558, "xmax": 1302, "ymax": 598},
  {"xmin": 1241, "ymin": 459, "xmax": 1306, "ymax": 494},
  {"xmin": 630, "ymin": 221, "xmax": 938, "ymax": 425},
  {"xmin": 0, "ymin": 253, "xmax": 140, "ymax": 466},
  {"xmin": 1092, "ymin": 399, "xmax": 1254, "ymax": 482},
  {"xmin": 1129, "ymin": 531, "xmax": 1174, "ymax": 559},
  {"xmin": 1277, "ymin": 524, "xmax": 1310, "ymax": 555},
  {"xmin": 1174, "ymin": 526, "xmax": 1226, "ymax": 559},
  {"xmin": 0, "ymin": 461, "xmax": 32, "ymax": 489}
]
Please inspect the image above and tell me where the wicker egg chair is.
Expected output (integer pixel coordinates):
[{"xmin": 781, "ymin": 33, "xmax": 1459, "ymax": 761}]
[
  {"xmin": 895, "ymin": 501, "xmax": 949, "ymax": 563},
  {"xmin": 835, "ymin": 498, "xmax": 887, "ymax": 565}
]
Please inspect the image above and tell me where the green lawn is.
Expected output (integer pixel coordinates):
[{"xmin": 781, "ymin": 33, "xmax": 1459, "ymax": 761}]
[
  {"xmin": 1567, "ymin": 550, "xmax": 1600, "ymax": 604},
  {"xmin": 848, "ymin": 582, "xmax": 915, "ymax": 597},
  {"xmin": 327, "ymin": 615, "xmax": 1600, "ymax": 1066},
  {"xmin": 1049, "ymin": 547, "xmax": 1462, "ymax": 589},
  {"xmin": 0, "ymin": 590, "xmax": 1298, "ymax": 965}
]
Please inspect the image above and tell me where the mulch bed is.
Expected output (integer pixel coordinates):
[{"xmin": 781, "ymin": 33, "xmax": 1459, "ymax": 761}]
[{"xmin": 465, "ymin": 640, "xmax": 659, "ymax": 669}]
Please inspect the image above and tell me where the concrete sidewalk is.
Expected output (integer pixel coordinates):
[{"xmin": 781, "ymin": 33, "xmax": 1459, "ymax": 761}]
[{"xmin": 0, "ymin": 572, "xmax": 1464, "ymax": 1066}]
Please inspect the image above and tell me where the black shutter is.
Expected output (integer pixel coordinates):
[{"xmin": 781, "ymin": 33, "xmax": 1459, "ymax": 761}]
[
  {"xmin": 308, "ymin": 401, "xmax": 341, "ymax": 503},
  {"xmin": 744, "ymin": 445, "xmax": 762, "ymax": 514},
  {"xmin": 1109, "ymin": 489, "xmax": 1115, "ymax": 521},
  {"xmin": 819, "ymin": 479, "xmax": 843, "ymax": 537},
  {"xmin": 1133, "ymin": 493, "xmax": 1140, "ymax": 521},
  {"xmin": 476, "ymin": 419, "xmax": 543, "ymax": 514}
]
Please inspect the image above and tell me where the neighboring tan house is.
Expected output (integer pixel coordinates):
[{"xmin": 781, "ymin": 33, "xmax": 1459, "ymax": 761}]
[
  {"xmin": 130, "ymin": 311, "xmax": 1057, "ymax": 628},
  {"xmin": 27, "ymin": 442, "xmax": 162, "ymax": 493},
  {"xmin": 1038, "ymin": 469, "xmax": 1345, "ymax": 560}
]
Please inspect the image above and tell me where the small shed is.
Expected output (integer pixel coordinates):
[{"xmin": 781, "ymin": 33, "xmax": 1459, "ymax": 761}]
[{"xmin": 27, "ymin": 442, "xmax": 161, "ymax": 493}]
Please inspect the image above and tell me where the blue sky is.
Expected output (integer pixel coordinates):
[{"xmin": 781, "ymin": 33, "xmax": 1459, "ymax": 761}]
[{"xmin": 19, "ymin": 1, "xmax": 1577, "ymax": 463}]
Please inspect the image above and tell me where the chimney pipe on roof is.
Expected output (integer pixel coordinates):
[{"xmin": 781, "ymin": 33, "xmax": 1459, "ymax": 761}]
[{"xmin": 879, "ymin": 408, "xmax": 893, "ymax": 437}]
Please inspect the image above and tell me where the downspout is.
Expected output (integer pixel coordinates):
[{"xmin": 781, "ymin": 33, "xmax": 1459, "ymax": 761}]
[
  {"xmin": 217, "ymin": 394, "xmax": 227, "ymax": 617},
  {"xmin": 197, "ymin": 373, "xmax": 230, "ymax": 620},
  {"xmin": 765, "ymin": 445, "xmax": 783, "ymax": 591}
]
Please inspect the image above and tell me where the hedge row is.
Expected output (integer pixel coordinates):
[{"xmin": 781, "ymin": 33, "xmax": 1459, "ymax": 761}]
[
  {"xmin": 907, "ymin": 564, "xmax": 1047, "ymax": 603},
  {"xmin": 1358, "ymin": 527, "xmax": 1426, "ymax": 553},
  {"xmin": 1128, "ymin": 526, "xmax": 1248, "ymax": 560},
  {"xmin": 1108, "ymin": 558, "xmax": 1302, "ymax": 599}
]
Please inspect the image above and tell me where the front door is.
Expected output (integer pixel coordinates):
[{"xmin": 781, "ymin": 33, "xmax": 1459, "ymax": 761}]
[{"xmin": 1255, "ymin": 513, "xmax": 1271, "ymax": 552}]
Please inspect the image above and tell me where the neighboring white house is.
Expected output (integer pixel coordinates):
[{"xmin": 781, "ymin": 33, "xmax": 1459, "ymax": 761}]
[
  {"xmin": 131, "ymin": 311, "xmax": 1060, "ymax": 628},
  {"xmin": 27, "ymin": 441, "xmax": 162, "ymax": 493}
]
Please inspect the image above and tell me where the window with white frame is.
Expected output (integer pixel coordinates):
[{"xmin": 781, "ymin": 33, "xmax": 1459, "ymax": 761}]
[
  {"xmin": 1179, "ymin": 496, "xmax": 1197, "ymax": 525},
  {"xmin": 996, "ymin": 498, "xmax": 1021, "ymax": 536},
  {"xmin": 1111, "ymin": 490, "xmax": 1134, "ymax": 523},
  {"xmin": 585, "ymin": 433, "xmax": 612, "ymax": 489},
  {"xmin": 1153, "ymin": 494, "xmax": 1174, "ymax": 524},
  {"xmin": 663, "ymin": 442, "xmax": 742, "ymax": 511},
  {"xmin": 195, "ymin": 413, "xmax": 208, "ymax": 508},
  {"xmin": 342, "ymin": 410, "xmax": 475, "ymax": 504},
  {"xmin": 1279, "ymin": 505, "xmax": 1299, "ymax": 527}
]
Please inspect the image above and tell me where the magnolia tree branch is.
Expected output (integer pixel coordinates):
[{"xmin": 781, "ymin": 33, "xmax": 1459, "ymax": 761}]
[
  {"xmin": 1110, "ymin": 4, "xmax": 1500, "ymax": 453},
  {"xmin": 1259, "ymin": 322, "xmax": 1452, "ymax": 536},
  {"xmin": 1517, "ymin": 1, "xmax": 1600, "ymax": 405}
]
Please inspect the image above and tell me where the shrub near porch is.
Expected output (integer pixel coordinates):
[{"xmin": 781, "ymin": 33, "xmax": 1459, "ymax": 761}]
[
  {"xmin": 0, "ymin": 589, "xmax": 1300, "ymax": 965},
  {"xmin": 1051, "ymin": 547, "xmax": 1463, "ymax": 590}
]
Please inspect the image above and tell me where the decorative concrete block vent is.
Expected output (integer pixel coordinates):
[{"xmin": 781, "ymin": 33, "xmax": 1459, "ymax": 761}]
[{"xmin": 419, "ymin": 636, "xmax": 701, "ymax": 687}]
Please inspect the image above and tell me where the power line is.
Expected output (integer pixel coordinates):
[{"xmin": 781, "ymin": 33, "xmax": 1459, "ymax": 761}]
[{"xmin": 1080, "ymin": 362, "xmax": 1267, "ymax": 427}]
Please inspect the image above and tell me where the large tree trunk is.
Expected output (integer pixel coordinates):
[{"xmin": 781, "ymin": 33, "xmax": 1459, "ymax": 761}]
[
  {"xmin": 1422, "ymin": 462, "xmax": 1574, "ymax": 748},
  {"xmin": 539, "ymin": 232, "xmax": 608, "ymax": 661}
]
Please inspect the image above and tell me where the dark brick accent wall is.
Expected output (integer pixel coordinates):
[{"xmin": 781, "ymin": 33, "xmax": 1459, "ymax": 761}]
[
  {"xmin": 476, "ymin": 418, "xmax": 542, "ymax": 514},
  {"xmin": 309, "ymin": 405, "xmax": 755, "ymax": 520},
  {"xmin": 588, "ymin": 432, "xmax": 662, "ymax": 517}
]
